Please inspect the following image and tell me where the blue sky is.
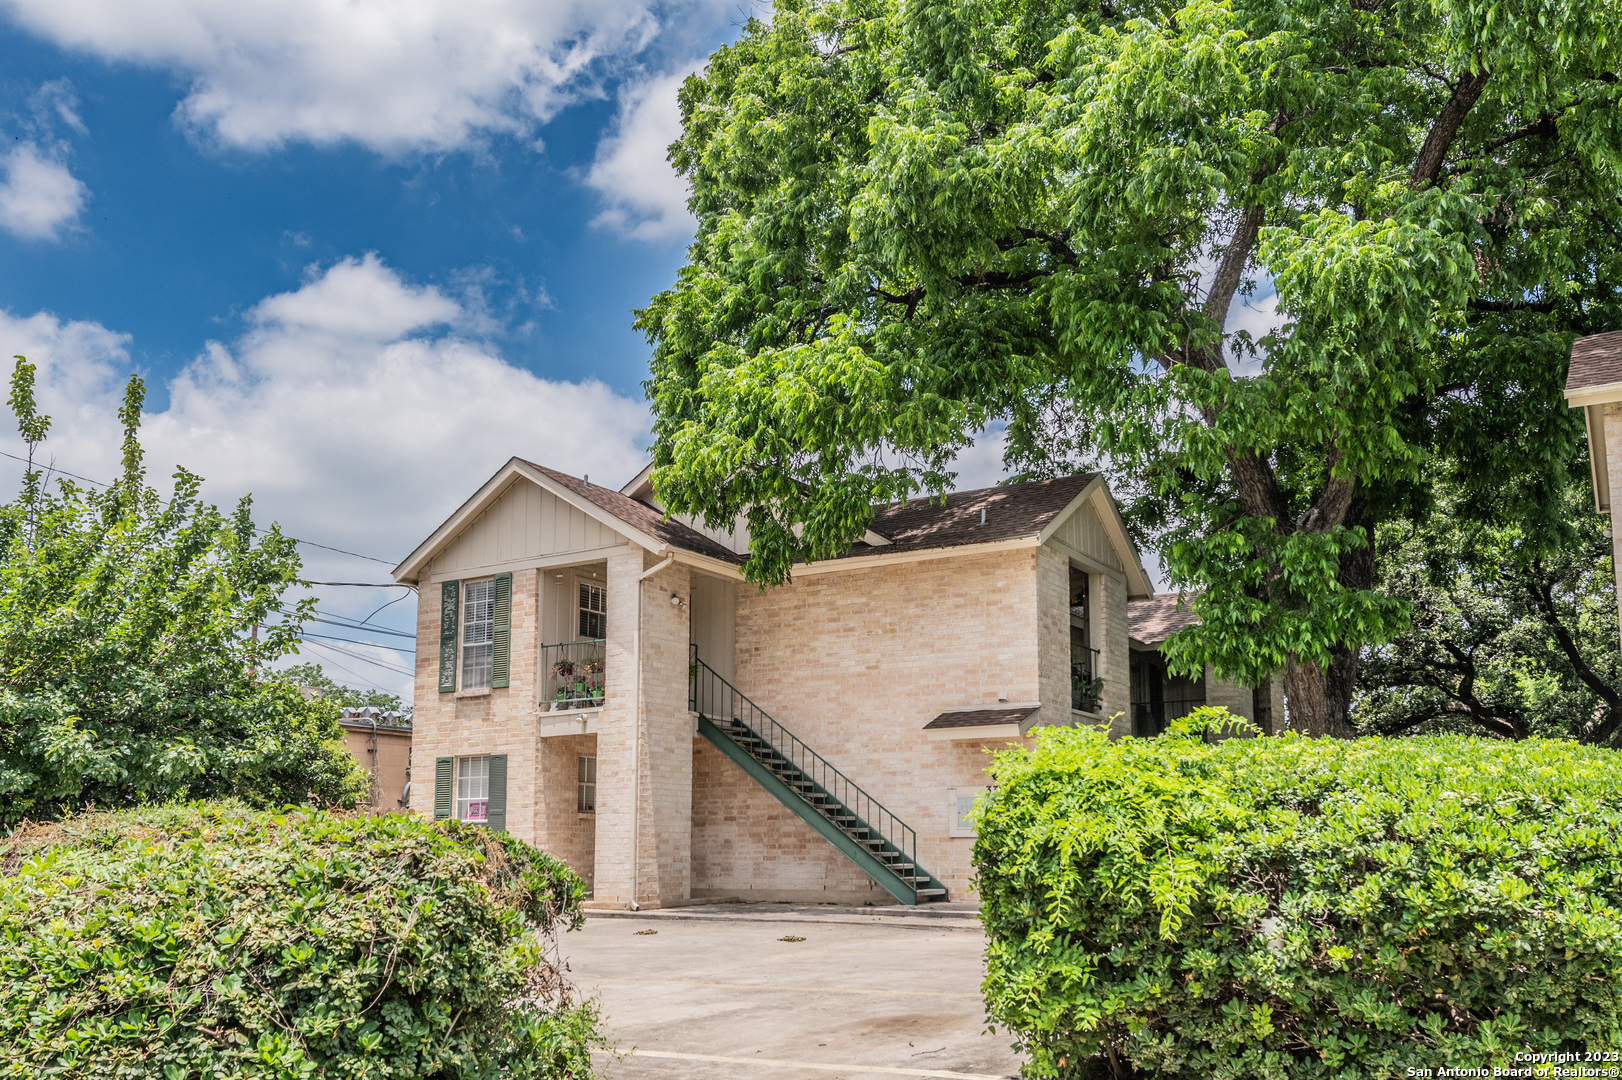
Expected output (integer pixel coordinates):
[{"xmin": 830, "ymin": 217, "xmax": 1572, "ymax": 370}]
[
  {"xmin": 0, "ymin": 0, "xmax": 1022, "ymax": 701},
  {"xmin": 0, "ymin": 0, "xmax": 776, "ymax": 700}
]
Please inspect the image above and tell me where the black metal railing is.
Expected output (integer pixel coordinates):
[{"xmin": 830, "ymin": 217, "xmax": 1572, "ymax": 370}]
[
  {"xmin": 542, "ymin": 639, "xmax": 606, "ymax": 710},
  {"xmin": 1072, "ymin": 646, "xmax": 1103, "ymax": 712},
  {"xmin": 689, "ymin": 652, "xmax": 933, "ymax": 899}
]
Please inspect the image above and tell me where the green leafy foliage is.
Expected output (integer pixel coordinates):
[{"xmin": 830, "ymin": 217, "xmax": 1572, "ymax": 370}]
[
  {"xmin": 0, "ymin": 802, "xmax": 603, "ymax": 1079},
  {"xmin": 638, "ymin": 0, "xmax": 1622, "ymax": 732},
  {"xmin": 1357, "ymin": 473, "xmax": 1622, "ymax": 743},
  {"xmin": 0, "ymin": 358, "xmax": 367, "ymax": 824},
  {"xmin": 975, "ymin": 711, "xmax": 1622, "ymax": 1077},
  {"xmin": 276, "ymin": 664, "xmax": 411, "ymax": 719}
]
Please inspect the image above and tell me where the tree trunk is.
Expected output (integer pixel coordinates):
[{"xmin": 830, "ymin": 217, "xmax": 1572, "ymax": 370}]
[{"xmin": 1281, "ymin": 659, "xmax": 1358, "ymax": 738}]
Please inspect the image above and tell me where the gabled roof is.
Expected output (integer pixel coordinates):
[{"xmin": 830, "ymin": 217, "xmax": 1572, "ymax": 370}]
[
  {"xmin": 1564, "ymin": 330, "xmax": 1622, "ymax": 404},
  {"xmin": 519, "ymin": 460, "xmax": 742, "ymax": 565},
  {"xmin": 1129, "ymin": 592, "xmax": 1200, "ymax": 648},
  {"xmin": 392, "ymin": 458, "xmax": 741, "ymax": 584},
  {"xmin": 860, "ymin": 474, "xmax": 1099, "ymax": 553}
]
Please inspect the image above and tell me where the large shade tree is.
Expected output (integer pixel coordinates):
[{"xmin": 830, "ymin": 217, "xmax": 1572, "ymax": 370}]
[{"xmin": 637, "ymin": 0, "xmax": 1622, "ymax": 735}]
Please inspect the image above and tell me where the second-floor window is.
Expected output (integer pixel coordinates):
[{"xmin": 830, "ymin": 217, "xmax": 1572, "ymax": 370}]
[
  {"xmin": 462, "ymin": 578, "xmax": 494, "ymax": 689},
  {"xmin": 578, "ymin": 582, "xmax": 606, "ymax": 639}
]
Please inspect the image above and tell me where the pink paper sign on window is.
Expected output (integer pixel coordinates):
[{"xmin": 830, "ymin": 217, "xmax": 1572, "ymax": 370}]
[{"xmin": 466, "ymin": 800, "xmax": 488, "ymax": 822}]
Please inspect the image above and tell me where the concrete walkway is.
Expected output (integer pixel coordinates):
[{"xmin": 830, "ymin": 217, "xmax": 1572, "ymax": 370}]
[{"xmin": 568, "ymin": 904, "xmax": 1024, "ymax": 1080}]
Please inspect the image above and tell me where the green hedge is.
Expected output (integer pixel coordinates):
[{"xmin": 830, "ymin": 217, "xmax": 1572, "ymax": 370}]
[
  {"xmin": 974, "ymin": 711, "xmax": 1622, "ymax": 1078},
  {"xmin": 0, "ymin": 803, "xmax": 603, "ymax": 1079}
]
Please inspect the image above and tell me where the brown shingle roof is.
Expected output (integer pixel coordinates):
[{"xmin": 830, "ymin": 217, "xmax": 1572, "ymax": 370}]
[
  {"xmin": 850, "ymin": 473, "xmax": 1099, "ymax": 558},
  {"xmin": 520, "ymin": 460, "xmax": 744, "ymax": 564},
  {"xmin": 1566, "ymin": 330, "xmax": 1622, "ymax": 392},
  {"xmin": 922, "ymin": 706, "xmax": 1038, "ymax": 731},
  {"xmin": 1129, "ymin": 592, "xmax": 1200, "ymax": 647}
]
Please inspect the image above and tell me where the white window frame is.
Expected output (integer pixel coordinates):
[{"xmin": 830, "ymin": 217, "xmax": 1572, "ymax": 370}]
[
  {"xmin": 947, "ymin": 786, "xmax": 989, "ymax": 838},
  {"xmin": 456, "ymin": 755, "xmax": 490, "ymax": 823},
  {"xmin": 577, "ymin": 755, "xmax": 597, "ymax": 814},
  {"xmin": 577, "ymin": 581, "xmax": 606, "ymax": 640},
  {"xmin": 461, "ymin": 578, "xmax": 495, "ymax": 689}
]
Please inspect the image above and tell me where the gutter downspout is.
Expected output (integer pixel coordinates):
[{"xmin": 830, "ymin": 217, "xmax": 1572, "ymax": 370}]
[{"xmin": 629, "ymin": 550, "xmax": 676, "ymax": 911}]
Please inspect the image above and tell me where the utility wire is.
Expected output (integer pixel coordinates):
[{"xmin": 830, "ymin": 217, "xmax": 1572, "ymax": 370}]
[
  {"xmin": 307, "ymin": 614, "xmax": 414, "ymax": 640},
  {"xmin": 299, "ymin": 631, "xmax": 414, "ymax": 655},
  {"xmin": 1, "ymin": 447, "xmax": 399, "ymax": 564},
  {"xmin": 300, "ymin": 638, "xmax": 415, "ymax": 677}
]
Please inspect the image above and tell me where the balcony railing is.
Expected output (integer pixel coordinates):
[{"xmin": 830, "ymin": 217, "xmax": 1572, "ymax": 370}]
[
  {"xmin": 542, "ymin": 639, "xmax": 606, "ymax": 710},
  {"xmin": 1071, "ymin": 647, "xmax": 1103, "ymax": 712}
]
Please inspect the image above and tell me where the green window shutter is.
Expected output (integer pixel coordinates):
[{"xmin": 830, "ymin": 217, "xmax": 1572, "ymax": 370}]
[
  {"xmin": 438, "ymin": 580, "xmax": 459, "ymax": 693},
  {"xmin": 486, "ymin": 754, "xmax": 508, "ymax": 833},
  {"xmin": 434, "ymin": 757, "xmax": 453, "ymax": 820},
  {"xmin": 490, "ymin": 572, "xmax": 512, "ymax": 689}
]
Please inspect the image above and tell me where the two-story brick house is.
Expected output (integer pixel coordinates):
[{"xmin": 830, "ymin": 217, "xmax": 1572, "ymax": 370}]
[{"xmin": 394, "ymin": 457, "xmax": 1266, "ymax": 906}]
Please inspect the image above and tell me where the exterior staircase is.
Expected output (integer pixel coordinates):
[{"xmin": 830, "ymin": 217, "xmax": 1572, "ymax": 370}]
[{"xmin": 689, "ymin": 653, "xmax": 948, "ymax": 905}]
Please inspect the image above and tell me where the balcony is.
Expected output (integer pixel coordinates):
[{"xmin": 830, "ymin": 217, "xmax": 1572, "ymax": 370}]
[
  {"xmin": 542, "ymin": 639, "xmax": 606, "ymax": 711},
  {"xmin": 1071, "ymin": 647, "xmax": 1102, "ymax": 713}
]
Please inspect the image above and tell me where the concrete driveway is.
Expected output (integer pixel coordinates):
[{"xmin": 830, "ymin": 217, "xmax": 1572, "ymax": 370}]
[{"xmin": 567, "ymin": 904, "xmax": 1025, "ymax": 1080}]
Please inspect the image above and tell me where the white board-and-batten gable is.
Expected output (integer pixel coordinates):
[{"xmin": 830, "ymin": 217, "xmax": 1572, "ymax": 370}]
[
  {"xmin": 430, "ymin": 478, "xmax": 627, "ymax": 578},
  {"xmin": 1038, "ymin": 483, "xmax": 1155, "ymax": 600},
  {"xmin": 395, "ymin": 460, "xmax": 639, "ymax": 585}
]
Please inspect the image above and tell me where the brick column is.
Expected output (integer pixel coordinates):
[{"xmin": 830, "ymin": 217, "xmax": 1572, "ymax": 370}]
[
  {"xmin": 588, "ymin": 547, "xmax": 694, "ymax": 908},
  {"xmin": 1605, "ymin": 403, "xmax": 1622, "ymax": 653},
  {"xmin": 1095, "ymin": 570, "xmax": 1131, "ymax": 736}
]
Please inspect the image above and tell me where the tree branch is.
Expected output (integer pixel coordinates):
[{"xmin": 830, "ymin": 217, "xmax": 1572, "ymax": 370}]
[
  {"xmin": 1522, "ymin": 561, "xmax": 1622, "ymax": 736},
  {"xmin": 1411, "ymin": 69, "xmax": 1492, "ymax": 189}
]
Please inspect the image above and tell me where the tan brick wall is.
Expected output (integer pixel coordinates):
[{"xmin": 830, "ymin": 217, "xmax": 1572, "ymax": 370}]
[
  {"xmin": 536, "ymin": 733, "xmax": 597, "ymax": 889},
  {"xmin": 691, "ymin": 738, "xmax": 897, "ymax": 904},
  {"xmin": 407, "ymin": 567, "xmax": 546, "ymax": 845},
  {"xmin": 709, "ymin": 548, "xmax": 1043, "ymax": 901}
]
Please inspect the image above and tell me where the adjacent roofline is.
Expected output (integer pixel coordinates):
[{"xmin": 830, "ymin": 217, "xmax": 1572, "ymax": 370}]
[
  {"xmin": 393, "ymin": 457, "xmax": 670, "ymax": 584},
  {"xmin": 1034, "ymin": 478, "xmax": 1156, "ymax": 599},
  {"xmin": 620, "ymin": 461, "xmax": 655, "ymax": 499},
  {"xmin": 1564, "ymin": 382, "xmax": 1622, "ymax": 408}
]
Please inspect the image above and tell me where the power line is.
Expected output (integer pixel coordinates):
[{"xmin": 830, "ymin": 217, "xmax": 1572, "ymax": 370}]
[
  {"xmin": 300, "ymin": 637, "xmax": 415, "ymax": 677},
  {"xmin": 283, "ymin": 652, "xmax": 397, "ymax": 696},
  {"xmin": 307, "ymin": 614, "xmax": 414, "ymax": 640},
  {"xmin": 1, "ymin": 448, "xmax": 398, "ymax": 564},
  {"xmin": 305, "ymin": 580, "xmax": 412, "ymax": 588},
  {"xmin": 299, "ymin": 630, "xmax": 414, "ymax": 655}
]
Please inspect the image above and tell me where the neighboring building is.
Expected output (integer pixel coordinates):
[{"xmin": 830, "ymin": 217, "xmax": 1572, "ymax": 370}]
[
  {"xmin": 1563, "ymin": 328, "xmax": 1622, "ymax": 649},
  {"xmin": 338, "ymin": 707, "xmax": 413, "ymax": 812},
  {"xmin": 392, "ymin": 458, "xmax": 1270, "ymax": 907},
  {"xmin": 1128, "ymin": 593, "xmax": 1285, "ymax": 736}
]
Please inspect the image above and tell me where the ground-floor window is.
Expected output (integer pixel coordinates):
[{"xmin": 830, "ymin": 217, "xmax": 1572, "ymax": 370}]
[
  {"xmin": 577, "ymin": 755, "xmax": 597, "ymax": 813},
  {"xmin": 457, "ymin": 754, "xmax": 490, "ymax": 822}
]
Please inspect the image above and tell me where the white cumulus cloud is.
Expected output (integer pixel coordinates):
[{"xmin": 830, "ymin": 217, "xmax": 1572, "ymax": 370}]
[
  {"xmin": 0, "ymin": 0, "xmax": 709, "ymax": 153},
  {"xmin": 0, "ymin": 142, "xmax": 87, "ymax": 240},
  {"xmin": 587, "ymin": 67, "xmax": 697, "ymax": 242},
  {"xmin": 0, "ymin": 254, "xmax": 654, "ymax": 699}
]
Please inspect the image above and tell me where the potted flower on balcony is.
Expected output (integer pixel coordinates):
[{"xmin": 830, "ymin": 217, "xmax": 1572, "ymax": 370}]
[{"xmin": 591, "ymin": 682, "xmax": 605, "ymax": 707}]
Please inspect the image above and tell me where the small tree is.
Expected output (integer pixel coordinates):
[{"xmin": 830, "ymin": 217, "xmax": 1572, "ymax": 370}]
[
  {"xmin": 0, "ymin": 358, "xmax": 365, "ymax": 825},
  {"xmin": 278, "ymin": 662, "xmax": 412, "ymax": 718}
]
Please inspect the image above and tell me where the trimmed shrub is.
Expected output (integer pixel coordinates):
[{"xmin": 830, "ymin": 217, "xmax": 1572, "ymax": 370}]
[
  {"xmin": 0, "ymin": 802, "xmax": 603, "ymax": 1078},
  {"xmin": 974, "ymin": 711, "xmax": 1622, "ymax": 1078}
]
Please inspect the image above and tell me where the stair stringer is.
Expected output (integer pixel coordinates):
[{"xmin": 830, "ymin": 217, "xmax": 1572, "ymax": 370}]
[{"xmin": 696, "ymin": 715, "xmax": 924, "ymax": 906}]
